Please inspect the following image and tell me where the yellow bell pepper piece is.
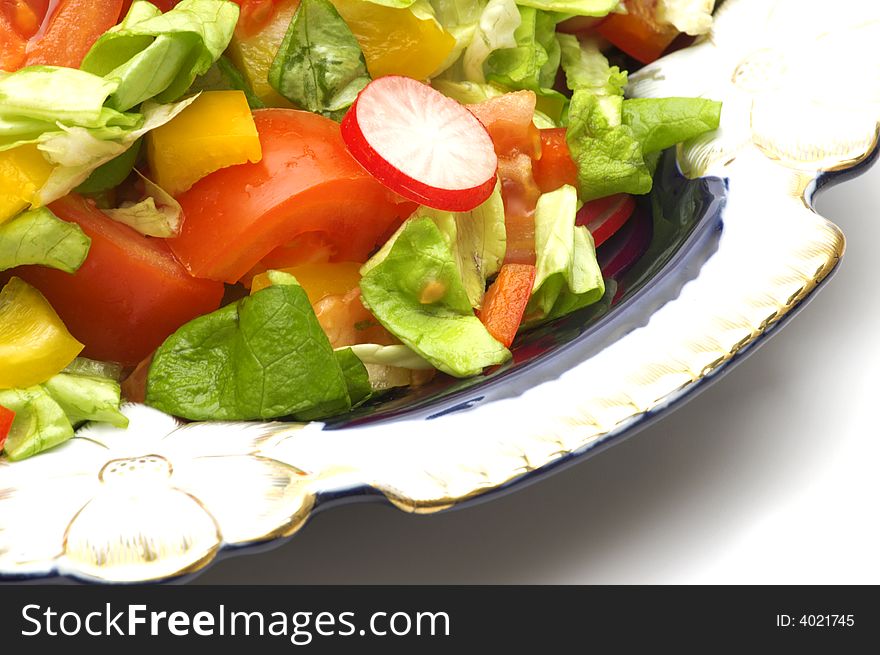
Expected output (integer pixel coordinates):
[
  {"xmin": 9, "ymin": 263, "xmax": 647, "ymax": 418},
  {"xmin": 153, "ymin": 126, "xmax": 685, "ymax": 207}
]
[
  {"xmin": 0, "ymin": 277, "xmax": 84, "ymax": 389},
  {"xmin": 330, "ymin": 0, "xmax": 456, "ymax": 80},
  {"xmin": 0, "ymin": 145, "xmax": 54, "ymax": 225},
  {"xmin": 146, "ymin": 91, "xmax": 263, "ymax": 197},
  {"xmin": 251, "ymin": 262, "xmax": 362, "ymax": 304},
  {"xmin": 227, "ymin": 0, "xmax": 300, "ymax": 108}
]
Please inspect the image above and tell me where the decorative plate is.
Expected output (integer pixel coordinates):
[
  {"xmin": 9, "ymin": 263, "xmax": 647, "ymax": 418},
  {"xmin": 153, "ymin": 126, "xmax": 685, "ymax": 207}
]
[{"xmin": 2, "ymin": 0, "xmax": 878, "ymax": 583}]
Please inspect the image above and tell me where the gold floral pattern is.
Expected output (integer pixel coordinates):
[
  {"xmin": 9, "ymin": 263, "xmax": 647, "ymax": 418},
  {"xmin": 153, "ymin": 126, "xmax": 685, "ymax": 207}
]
[{"xmin": 0, "ymin": 405, "xmax": 312, "ymax": 582}]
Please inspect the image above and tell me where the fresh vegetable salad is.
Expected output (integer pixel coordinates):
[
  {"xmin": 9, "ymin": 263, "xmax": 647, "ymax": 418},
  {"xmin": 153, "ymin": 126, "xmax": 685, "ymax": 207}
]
[{"xmin": 0, "ymin": 0, "xmax": 720, "ymax": 459}]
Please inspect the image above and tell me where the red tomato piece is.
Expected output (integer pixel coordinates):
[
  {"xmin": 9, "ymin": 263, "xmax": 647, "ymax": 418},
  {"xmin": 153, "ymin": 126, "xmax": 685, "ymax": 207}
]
[
  {"xmin": 468, "ymin": 91, "xmax": 541, "ymax": 159},
  {"xmin": 595, "ymin": 0, "xmax": 679, "ymax": 64},
  {"xmin": 25, "ymin": 0, "xmax": 123, "ymax": 69},
  {"xmin": 6, "ymin": 194, "xmax": 225, "ymax": 367},
  {"xmin": 230, "ymin": 0, "xmax": 291, "ymax": 37},
  {"xmin": 576, "ymin": 193, "xmax": 636, "ymax": 247},
  {"xmin": 0, "ymin": 10, "xmax": 27, "ymax": 71},
  {"xmin": 170, "ymin": 109, "xmax": 411, "ymax": 284},
  {"xmin": 479, "ymin": 264, "xmax": 537, "ymax": 348},
  {"xmin": 532, "ymin": 128, "xmax": 578, "ymax": 193},
  {"xmin": 0, "ymin": 405, "xmax": 15, "ymax": 451}
]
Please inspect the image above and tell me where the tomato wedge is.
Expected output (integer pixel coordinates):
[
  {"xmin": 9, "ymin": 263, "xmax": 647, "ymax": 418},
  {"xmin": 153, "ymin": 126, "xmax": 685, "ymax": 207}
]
[
  {"xmin": 595, "ymin": 0, "xmax": 679, "ymax": 64},
  {"xmin": 532, "ymin": 128, "xmax": 578, "ymax": 193},
  {"xmin": 576, "ymin": 193, "xmax": 636, "ymax": 247},
  {"xmin": 0, "ymin": 405, "xmax": 15, "ymax": 451},
  {"xmin": 24, "ymin": 0, "xmax": 123, "ymax": 69},
  {"xmin": 6, "ymin": 194, "xmax": 225, "ymax": 366},
  {"xmin": 171, "ymin": 109, "xmax": 412, "ymax": 284},
  {"xmin": 0, "ymin": 10, "xmax": 27, "ymax": 71},
  {"xmin": 479, "ymin": 264, "xmax": 537, "ymax": 348}
]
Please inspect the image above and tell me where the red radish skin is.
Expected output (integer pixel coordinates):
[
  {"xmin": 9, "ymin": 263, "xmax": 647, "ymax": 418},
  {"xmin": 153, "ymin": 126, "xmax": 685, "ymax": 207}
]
[
  {"xmin": 576, "ymin": 193, "xmax": 636, "ymax": 247},
  {"xmin": 342, "ymin": 76, "xmax": 498, "ymax": 212}
]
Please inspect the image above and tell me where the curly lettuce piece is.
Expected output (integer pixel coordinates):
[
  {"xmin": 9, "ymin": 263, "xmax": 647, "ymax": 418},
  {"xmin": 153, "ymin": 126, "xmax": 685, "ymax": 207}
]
[
  {"xmin": 81, "ymin": 0, "xmax": 240, "ymax": 112},
  {"xmin": 527, "ymin": 184, "xmax": 604, "ymax": 321},
  {"xmin": 101, "ymin": 171, "xmax": 182, "ymax": 237},
  {"xmin": 0, "ymin": 207, "xmax": 90, "ymax": 274},
  {"xmin": 360, "ymin": 217, "xmax": 510, "ymax": 377}
]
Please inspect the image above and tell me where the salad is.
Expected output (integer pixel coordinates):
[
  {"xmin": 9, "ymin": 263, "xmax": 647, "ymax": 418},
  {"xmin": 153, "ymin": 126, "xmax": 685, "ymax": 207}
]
[{"xmin": 0, "ymin": 0, "xmax": 721, "ymax": 460}]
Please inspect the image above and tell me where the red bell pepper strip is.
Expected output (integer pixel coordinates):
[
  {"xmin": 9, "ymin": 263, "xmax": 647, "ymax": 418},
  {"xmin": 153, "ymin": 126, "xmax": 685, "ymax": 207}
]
[
  {"xmin": 24, "ymin": 0, "xmax": 123, "ymax": 69},
  {"xmin": 0, "ymin": 405, "xmax": 15, "ymax": 452},
  {"xmin": 479, "ymin": 264, "xmax": 537, "ymax": 348},
  {"xmin": 532, "ymin": 127, "xmax": 579, "ymax": 194}
]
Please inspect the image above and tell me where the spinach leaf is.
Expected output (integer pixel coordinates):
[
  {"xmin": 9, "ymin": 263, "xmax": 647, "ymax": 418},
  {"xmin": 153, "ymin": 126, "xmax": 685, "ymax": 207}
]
[
  {"xmin": 146, "ymin": 280, "xmax": 357, "ymax": 421},
  {"xmin": 268, "ymin": 0, "xmax": 371, "ymax": 120}
]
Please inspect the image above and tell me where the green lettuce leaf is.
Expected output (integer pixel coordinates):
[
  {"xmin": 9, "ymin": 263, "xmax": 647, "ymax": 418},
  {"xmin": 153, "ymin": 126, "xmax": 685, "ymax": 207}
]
[
  {"xmin": 336, "ymin": 348, "xmax": 373, "ymax": 408},
  {"xmin": 622, "ymin": 97, "xmax": 722, "ymax": 155},
  {"xmin": 75, "ymin": 138, "xmax": 143, "ymax": 195},
  {"xmin": 62, "ymin": 357, "xmax": 124, "ymax": 382},
  {"xmin": 81, "ymin": 0, "xmax": 240, "ymax": 112},
  {"xmin": 566, "ymin": 90, "xmax": 652, "ymax": 201},
  {"xmin": 527, "ymin": 184, "xmax": 604, "ymax": 320},
  {"xmin": 146, "ymin": 276, "xmax": 357, "ymax": 421},
  {"xmin": 558, "ymin": 34, "xmax": 627, "ymax": 97},
  {"xmin": 345, "ymin": 344, "xmax": 434, "ymax": 370},
  {"xmin": 432, "ymin": 79, "xmax": 505, "ymax": 104},
  {"xmin": 268, "ymin": 0, "xmax": 370, "ymax": 120},
  {"xmin": 359, "ymin": 217, "xmax": 510, "ymax": 377},
  {"xmin": 101, "ymin": 170, "xmax": 182, "ymax": 237},
  {"xmin": 416, "ymin": 181, "xmax": 506, "ymax": 309},
  {"xmin": 485, "ymin": 6, "xmax": 566, "ymax": 114},
  {"xmin": 0, "ymin": 386, "xmax": 73, "ymax": 461},
  {"xmin": 362, "ymin": 182, "xmax": 506, "ymax": 309},
  {"xmin": 35, "ymin": 96, "xmax": 197, "ymax": 206},
  {"xmin": 0, "ymin": 370, "xmax": 128, "ymax": 461},
  {"xmin": 41, "ymin": 373, "xmax": 129, "ymax": 429},
  {"xmin": 0, "ymin": 66, "xmax": 119, "ymax": 129},
  {"xmin": 429, "ymin": 0, "xmax": 488, "ymax": 76},
  {"xmin": 0, "ymin": 207, "xmax": 90, "ymax": 273},
  {"xmin": 456, "ymin": 0, "xmax": 521, "ymax": 83}
]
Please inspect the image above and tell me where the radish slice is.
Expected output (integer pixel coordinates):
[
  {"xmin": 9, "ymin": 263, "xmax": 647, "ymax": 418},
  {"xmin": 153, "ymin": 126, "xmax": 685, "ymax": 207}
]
[
  {"xmin": 341, "ymin": 76, "xmax": 498, "ymax": 212},
  {"xmin": 576, "ymin": 193, "xmax": 636, "ymax": 247}
]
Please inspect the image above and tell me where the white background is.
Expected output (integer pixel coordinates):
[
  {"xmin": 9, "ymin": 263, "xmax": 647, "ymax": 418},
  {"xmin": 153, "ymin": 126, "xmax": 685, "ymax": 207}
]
[{"xmin": 199, "ymin": 161, "xmax": 879, "ymax": 584}]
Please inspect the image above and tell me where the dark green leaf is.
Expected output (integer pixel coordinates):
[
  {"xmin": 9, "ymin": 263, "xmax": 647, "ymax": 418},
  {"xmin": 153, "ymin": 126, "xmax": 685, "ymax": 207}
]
[
  {"xmin": 268, "ymin": 0, "xmax": 370, "ymax": 120},
  {"xmin": 146, "ymin": 283, "xmax": 353, "ymax": 420}
]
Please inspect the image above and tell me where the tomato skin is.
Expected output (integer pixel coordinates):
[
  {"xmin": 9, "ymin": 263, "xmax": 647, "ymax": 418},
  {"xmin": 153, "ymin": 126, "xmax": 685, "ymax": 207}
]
[
  {"xmin": 533, "ymin": 128, "xmax": 579, "ymax": 193},
  {"xmin": 171, "ymin": 109, "xmax": 410, "ymax": 284},
  {"xmin": 0, "ymin": 11, "xmax": 27, "ymax": 71},
  {"xmin": 468, "ymin": 91, "xmax": 541, "ymax": 159},
  {"xmin": 24, "ymin": 0, "xmax": 123, "ymax": 69},
  {"xmin": 595, "ymin": 0, "xmax": 679, "ymax": 64},
  {"xmin": 6, "ymin": 194, "xmax": 225, "ymax": 367}
]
